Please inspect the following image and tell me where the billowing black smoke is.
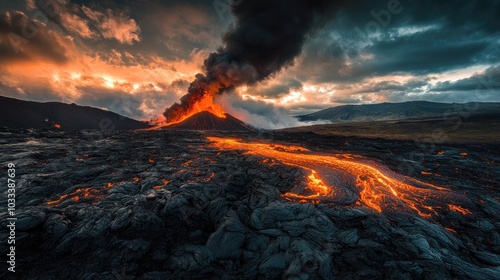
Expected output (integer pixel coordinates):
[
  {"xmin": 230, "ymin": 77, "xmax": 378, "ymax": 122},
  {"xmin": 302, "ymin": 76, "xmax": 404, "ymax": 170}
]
[{"xmin": 163, "ymin": 0, "xmax": 346, "ymax": 122}]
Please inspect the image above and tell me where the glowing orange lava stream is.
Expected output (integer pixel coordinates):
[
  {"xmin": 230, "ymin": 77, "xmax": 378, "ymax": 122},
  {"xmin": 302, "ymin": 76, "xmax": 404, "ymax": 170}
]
[{"xmin": 208, "ymin": 137, "xmax": 470, "ymax": 219}]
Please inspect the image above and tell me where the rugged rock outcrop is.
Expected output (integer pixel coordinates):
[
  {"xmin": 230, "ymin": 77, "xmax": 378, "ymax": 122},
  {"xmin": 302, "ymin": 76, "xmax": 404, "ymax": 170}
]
[{"xmin": 0, "ymin": 128, "xmax": 499, "ymax": 279}]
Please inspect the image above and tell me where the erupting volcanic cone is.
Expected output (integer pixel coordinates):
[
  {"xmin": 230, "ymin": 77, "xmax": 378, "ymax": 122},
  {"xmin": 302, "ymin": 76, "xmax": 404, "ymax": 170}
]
[{"xmin": 162, "ymin": 111, "xmax": 255, "ymax": 132}]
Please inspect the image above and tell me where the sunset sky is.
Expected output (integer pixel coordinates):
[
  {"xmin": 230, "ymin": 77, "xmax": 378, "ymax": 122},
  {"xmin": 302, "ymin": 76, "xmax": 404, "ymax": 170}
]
[{"xmin": 1, "ymin": 0, "xmax": 499, "ymax": 127}]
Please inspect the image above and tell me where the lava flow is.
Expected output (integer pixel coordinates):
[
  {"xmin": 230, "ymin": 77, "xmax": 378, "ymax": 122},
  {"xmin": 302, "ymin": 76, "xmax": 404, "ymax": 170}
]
[
  {"xmin": 46, "ymin": 182, "xmax": 117, "ymax": 206},
  {"xmin": 208, "ymin": 137, "xmax": 472, "ymax": 219}
]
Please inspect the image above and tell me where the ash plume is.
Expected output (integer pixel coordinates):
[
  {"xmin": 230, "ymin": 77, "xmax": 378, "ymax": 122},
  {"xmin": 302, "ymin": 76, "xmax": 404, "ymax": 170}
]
[{"xmin": 163, "ymin": 0, "xmax": 346, "ymax": 122}]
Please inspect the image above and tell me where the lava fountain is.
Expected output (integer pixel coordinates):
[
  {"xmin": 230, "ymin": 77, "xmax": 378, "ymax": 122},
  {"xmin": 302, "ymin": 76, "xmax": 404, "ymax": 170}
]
[{"xmin": 208, "ymin": 137, "xmax": 472, "ymax": 219}]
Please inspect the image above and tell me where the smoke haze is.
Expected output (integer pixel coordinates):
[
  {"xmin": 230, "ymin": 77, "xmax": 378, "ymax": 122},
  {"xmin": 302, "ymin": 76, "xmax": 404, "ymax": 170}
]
[{"xmin": 163, "ymin": 0, "xmax": 347, "ymax": 122}]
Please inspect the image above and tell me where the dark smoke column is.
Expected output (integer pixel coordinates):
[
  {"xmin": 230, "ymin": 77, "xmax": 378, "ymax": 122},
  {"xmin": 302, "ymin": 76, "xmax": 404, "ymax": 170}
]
[{"xmin": 163, "ymin": 0, "xmax": 346, "ymax": 122}]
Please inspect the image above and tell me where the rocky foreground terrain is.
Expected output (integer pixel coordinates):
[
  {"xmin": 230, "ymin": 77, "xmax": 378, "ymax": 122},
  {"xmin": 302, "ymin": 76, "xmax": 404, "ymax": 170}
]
[{"xmin": 0, "ymin": 128, "xmax": 499, "ymax": 279}]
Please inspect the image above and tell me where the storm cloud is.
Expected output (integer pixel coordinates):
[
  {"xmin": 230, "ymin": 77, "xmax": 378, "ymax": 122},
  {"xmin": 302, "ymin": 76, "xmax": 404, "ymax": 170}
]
[
  {"xmin": 0, "ymin": 0, "xmax": 499, "ymax": 124},
  {"xmin": 0, "ymin": 11, "xmax": 71, "ymax": 64},
  {"xmin": 162, "ymin": 0, "xmax": 348, "ymax": 122}
]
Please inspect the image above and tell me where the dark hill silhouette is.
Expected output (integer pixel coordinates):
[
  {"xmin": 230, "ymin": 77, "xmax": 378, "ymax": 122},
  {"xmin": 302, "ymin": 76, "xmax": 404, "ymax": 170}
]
[
  {"xmin": 297, "ymin": 101, "xmax": 500, "ymax": 122},
  {"xmin": 0, "ymin": 95, "xmax": 150, "ymax": 130},
  {"xmin": 162, "ymin": 111, "xmax": 255, "ymax": 132}
]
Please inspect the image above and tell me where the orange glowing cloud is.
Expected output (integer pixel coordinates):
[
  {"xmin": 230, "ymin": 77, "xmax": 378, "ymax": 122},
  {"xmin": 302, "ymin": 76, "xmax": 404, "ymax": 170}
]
[
  {"xmin": 60, "ymin": 11, "xmax": 95, "ymax": 39},
  {"xmin": 152, "ymin": 5, "xmax": 213, "ymax": 42},
  {"xmin": 82, "ymin": 6, "xmax": 141, "ymax": 44},
  {"xmin": 0, "ymin": 6, "xmax": 209, "ymax": 120},
  {"xmin": 0, "ymin": 48, "xmax": 204, "ymax": 117}
]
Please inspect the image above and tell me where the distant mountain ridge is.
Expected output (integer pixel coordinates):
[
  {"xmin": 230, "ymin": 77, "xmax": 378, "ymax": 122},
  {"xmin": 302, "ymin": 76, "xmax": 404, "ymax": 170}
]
[
  {"xmin": 297, "ymin": 101, "xmax": 500, "ymax": 122},
  {"xmin": 0, "ymin": 95, "xmax": 151, "ymax": 130}
]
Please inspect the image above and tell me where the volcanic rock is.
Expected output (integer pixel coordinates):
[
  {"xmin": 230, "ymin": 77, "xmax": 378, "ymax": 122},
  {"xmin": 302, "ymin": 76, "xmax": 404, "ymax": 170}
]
[
  {"xmin": 0, "ymin": 128, "xmax": 499, "ymax": 279},
  {"xmin": 162, "ymin": 111, "xmax": 255, "ymax": 131},
  {"xmin": 16, "ymin": 212, "xmax": 46, "ymax": 231}
]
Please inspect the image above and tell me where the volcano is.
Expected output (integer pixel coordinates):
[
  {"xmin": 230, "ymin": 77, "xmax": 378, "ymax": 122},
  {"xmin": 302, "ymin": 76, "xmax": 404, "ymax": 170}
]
[{"xmin": 162, "ymin": 111, "xmax": 255, "ymax": 131}]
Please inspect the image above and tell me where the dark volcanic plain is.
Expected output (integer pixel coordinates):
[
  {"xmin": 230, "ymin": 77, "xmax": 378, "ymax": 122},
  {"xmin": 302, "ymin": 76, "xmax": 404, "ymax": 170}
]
[{"xmin": 1, "ymin": 128, "xmax": 499, "ymax": 279}]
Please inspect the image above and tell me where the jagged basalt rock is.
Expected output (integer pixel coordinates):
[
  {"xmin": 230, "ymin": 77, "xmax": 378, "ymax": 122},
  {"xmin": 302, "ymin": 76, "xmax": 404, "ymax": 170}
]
[{"xmin": 0, "ymin": 128, "xmax": 499, "ymax": 279}]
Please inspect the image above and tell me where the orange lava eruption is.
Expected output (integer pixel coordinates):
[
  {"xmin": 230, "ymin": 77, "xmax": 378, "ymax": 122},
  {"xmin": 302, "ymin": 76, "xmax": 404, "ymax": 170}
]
[
  {"xmin": 169, "ymin": 94, "xmax": 226, "ymax": 124},
  {"xmin": 151, "ymin": 93, "xmax": 226, "ymax": 129},
  {"xmin": 208, "ymin": 137, "xmax": 472, "ymax": 219}
]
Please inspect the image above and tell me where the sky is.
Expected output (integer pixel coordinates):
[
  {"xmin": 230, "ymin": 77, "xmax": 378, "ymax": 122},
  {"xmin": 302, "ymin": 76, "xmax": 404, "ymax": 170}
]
[{"xmin": 0, "ymin": 0, "xmax": 499, "ymax": 128}]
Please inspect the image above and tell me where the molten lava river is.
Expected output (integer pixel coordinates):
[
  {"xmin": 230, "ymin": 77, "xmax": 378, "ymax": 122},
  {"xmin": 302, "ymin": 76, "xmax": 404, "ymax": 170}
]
[{"xmin": 208, "ymin": 137, "xmax": 471, "ymax": 219}]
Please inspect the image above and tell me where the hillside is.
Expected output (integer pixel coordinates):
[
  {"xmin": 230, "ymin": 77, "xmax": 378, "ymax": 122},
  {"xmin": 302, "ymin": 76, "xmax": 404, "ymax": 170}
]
[
  {"xmin": 283, "ymin": 112, "xmax": 500, "ymax": 144},
  {"xmin": 297, "ymin": 101, "xmax": 500, "ymax": 122},
  {"xmin": 0, "ymin": 96, "xmax": 150, "ymax": 130}
]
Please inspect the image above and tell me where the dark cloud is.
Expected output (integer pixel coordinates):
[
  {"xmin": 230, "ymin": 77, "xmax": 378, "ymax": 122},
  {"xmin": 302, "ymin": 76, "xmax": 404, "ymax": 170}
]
[
  {"xmin": 68, "ymin": 0, "xmax": 226, "ymax": 61},
  {"xmin": 257, "ymin": 78, "xmax": 303, "ymax": 98},
  {"xmin": 360, "ymin": 37, "xmax": 488, "ymax": 76},
  {"xmin": 1, "ymin": 0, "xmax": 500, "ymax": 120},
  {"xmin": 163, "ymin": 0, "xmax": 349, "ymax": 121},
  {"xmin": 431, "ymin": 66, "xmax": 500, "ymax": 92},
  {"xmin": 168, "ymin": 79, "xmax": 190, "ymax": 91},
  {"xmin": 398, "ymin": 0, "xmax": 500, "ymax": 34},
  {"xmin": 296, "ymin": 0, "xmax": 500, "ymax": 84},
  {"xmin": 0, "ymin": 11, "xmax": 70, "ymax": 64},
  {"xmin": 298, "ymin": 35, "xmax": 490, "ymax": 84},
  {"xmin": 210, "ymin": 0, "xmax": 344, "ymax": 83},
  {"xmin": 353, "ymin": 78, "xmax": 430, "ymax": 95}
]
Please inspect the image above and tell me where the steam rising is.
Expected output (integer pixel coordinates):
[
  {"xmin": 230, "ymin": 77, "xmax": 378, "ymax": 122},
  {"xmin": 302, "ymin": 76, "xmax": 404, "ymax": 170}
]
[{"xmin": 163, "ymin": 0, "xmax": 346, "ymax": 122}]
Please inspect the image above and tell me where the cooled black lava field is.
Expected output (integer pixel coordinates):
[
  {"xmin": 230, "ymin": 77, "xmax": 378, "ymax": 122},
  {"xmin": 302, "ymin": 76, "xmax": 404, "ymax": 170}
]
[{"xmin": 1, "ymin": 128, "xmax": 499, "ymax": 279}]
